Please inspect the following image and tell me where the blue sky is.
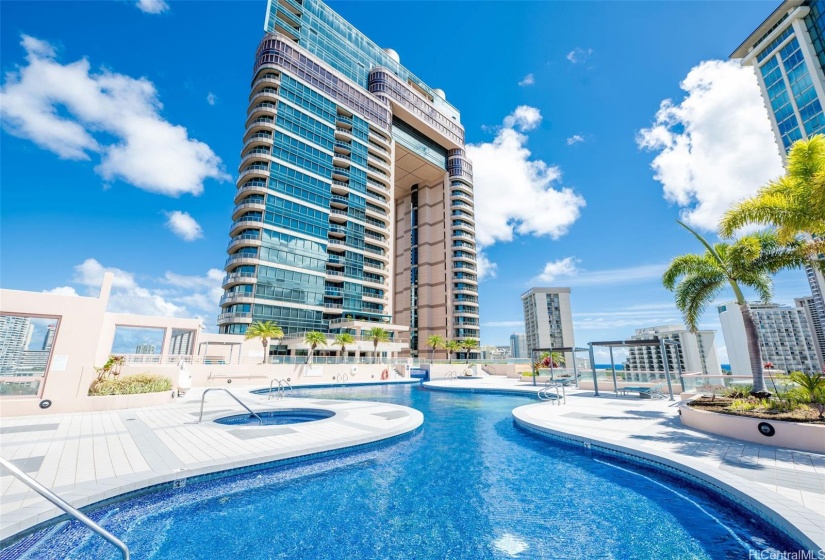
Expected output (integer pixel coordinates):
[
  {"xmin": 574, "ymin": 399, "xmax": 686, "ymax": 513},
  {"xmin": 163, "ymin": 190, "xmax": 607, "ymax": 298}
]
[{"xmin": 0, "ymin": 0, "xmax": 812, "ymax": 363}]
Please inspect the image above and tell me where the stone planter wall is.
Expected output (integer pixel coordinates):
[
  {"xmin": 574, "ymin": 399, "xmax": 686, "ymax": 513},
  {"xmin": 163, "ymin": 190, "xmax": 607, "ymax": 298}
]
[{"xmin": 680, "ymin": 402, "xmax": 824, "ymax": 453}]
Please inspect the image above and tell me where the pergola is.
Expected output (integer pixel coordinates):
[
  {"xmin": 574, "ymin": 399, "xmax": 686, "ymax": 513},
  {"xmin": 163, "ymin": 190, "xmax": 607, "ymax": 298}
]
[
  {"xmin": 527, "ymin": 346, "xmax": 591, "ymax": 388},
  {"xmin": 586, "ymin": 338, "xmax": 683, "ymax": 401}
]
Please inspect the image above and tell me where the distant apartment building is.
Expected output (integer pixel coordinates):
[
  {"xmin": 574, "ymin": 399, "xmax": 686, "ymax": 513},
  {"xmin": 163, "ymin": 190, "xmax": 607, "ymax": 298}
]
[
  {"xmin": 0, "ymin": 315, "xmax": 32, "ymax": 374},
  {"xmin": 623, "ymin": 325, "xmax": 722, "ymax": 376},
  {"xmin": 796, "ymin": 296, "xmax": 825, "ymax": 368},
  {"xmin": 731, "ymin": 0, "xmax": 825, "ymax": 371},
  {"xmin": 479, "ymin": 345, "xmax": 510, "ymax": 360},
  {"xmin": 521, "ymin": 288, "xmax": 575, "ymax": 363},
  {"xmin": 218, "ymin": 0, "xmax": 479, "ymax": 359},
  {"xmin": 509, "ymin": 332, "xmax": 527, "ymax": 359},
  {"xmin": 41, "ymin": 324, "xmax": 55, "ymax": 351},
  {"xmin": 719, "ymin": 302, "xmax": 819, "ymax": 373},
  {"xmin": 135, "ymin": 343, "xmax": 156, "ymax": 355}
]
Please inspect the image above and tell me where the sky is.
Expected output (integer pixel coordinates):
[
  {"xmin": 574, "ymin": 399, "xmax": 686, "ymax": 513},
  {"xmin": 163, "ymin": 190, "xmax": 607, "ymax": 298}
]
[{"xmin": 0, "ymin": 0, "xmax": 813, "ymax": 364}]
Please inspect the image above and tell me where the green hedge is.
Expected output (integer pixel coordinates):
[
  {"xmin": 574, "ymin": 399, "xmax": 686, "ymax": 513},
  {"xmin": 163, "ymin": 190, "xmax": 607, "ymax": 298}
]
[{"xmin": 89, "ymin": 373, "xmax": 172, "ymax": 396}]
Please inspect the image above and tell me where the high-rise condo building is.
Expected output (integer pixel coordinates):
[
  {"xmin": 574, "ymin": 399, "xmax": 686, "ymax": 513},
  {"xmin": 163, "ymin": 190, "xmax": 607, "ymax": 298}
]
[
  {"xmin": 796, "ymin": 296, "xmax": 825, "ymax": 367},
  {"xmin": 731, "ymin": 0, "xmax": 825, "ymax": 371},
  {"xmin": 509, "ymin": 332, "xmax": 527, "ymax": 359},
  {"xmin": 718, "ymin": 301, "xmax": 820, "ymax": 373},
  {"xmin": 0, "ymin": 315, "xmax": 31, "ymax": 374},
  {"xmin": 219, "ymin": 0, "xmax": 479, "ymax": 358},
  {"xmin": 521, "ymin": 288, "xmax": 575, "ymax": 360},
  {"xmin": 623, "ymin": 325, "xmax": 722, "ymax": 376}
]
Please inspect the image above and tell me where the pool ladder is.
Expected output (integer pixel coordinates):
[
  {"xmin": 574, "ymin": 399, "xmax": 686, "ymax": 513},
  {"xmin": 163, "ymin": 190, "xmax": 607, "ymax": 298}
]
[
  {"xmin": 444, "ymin": 370, "xmax": 457, "ymax": 380},
  {"xmin": 0, "ymin": 457, "xmax": 130, "ymax": 559},
  {"xmin": 268, "ymin": 378, "xmax": 293, "ymax": 400},
  {"xmin": 538, "ymin": 381, "xmax": 566, "ymax": 405},
  {"xmin": 197, "ymin": 388, "xmax": 263, "ymax": 424},
  {"xmin": 334, "ymin": 372, "xmax": 349, "ymax": 383}
]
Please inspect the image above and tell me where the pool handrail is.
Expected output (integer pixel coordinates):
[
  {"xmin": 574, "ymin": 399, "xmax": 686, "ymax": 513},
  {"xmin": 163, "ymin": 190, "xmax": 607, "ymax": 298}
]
[
  {"xmin": 0, "ymin": 456, "xmax": 130, "ymax": 559},
  {"xmin": 267, "ymin": 378, "xmax": 293, "ymax": 400},
  {"xmin": 198, "ymin": 388, "xmax": 263, "ymax": 424}
]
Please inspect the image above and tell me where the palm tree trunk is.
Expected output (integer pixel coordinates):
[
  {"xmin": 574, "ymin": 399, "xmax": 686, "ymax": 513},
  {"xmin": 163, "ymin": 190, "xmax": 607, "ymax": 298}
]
[
  {"xmin": 740, "ymin": 303, "xmax": 766, "ymax": 393},
  {"xmin": 373, "ymin": 342, "xmax": 378, "ymax": 364},
  {"xmin": 261, "ymin": 338, "xmax": 268, "ymax": 365}
]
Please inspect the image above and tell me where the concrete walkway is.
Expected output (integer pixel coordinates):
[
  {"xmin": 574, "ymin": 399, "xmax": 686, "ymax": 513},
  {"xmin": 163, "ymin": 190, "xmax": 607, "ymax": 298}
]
[
  {"xmin": 427, "ymin": 376, "xmax": 825, "ymax": 552},
  {"xmin": 0, "ymin": 388, "xmax": 422, "ymax": 541}
]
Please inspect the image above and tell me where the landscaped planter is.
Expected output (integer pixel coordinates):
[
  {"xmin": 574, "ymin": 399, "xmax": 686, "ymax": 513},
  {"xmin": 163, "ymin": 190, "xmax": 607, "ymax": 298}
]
[
  {"xmin": 86, "ymin": 391, "xmax": 175, "ymax": 412},
  {"xmin": 679, "ymin": 402, "xmax": 824, "ymax": 453}
]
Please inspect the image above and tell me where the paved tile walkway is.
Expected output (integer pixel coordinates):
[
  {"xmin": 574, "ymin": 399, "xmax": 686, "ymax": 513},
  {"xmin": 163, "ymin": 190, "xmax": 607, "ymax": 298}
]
[
  {"xmin": 0, "ymin": 388, "xmax": 422, "ymax": 540},
  {"xmin": 426, "ymin": 376, "xmax": 825, "ymax": 551}
]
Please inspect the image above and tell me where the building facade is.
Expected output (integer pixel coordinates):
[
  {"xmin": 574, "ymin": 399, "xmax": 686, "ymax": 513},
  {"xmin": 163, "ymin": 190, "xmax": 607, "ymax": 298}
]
[
  {"xmin": 718, "ymin": 302, "xmax": 820, "ymax": 374},
  {"xmin": 0, "ymin": 315, "xmax": 32, "ymax": 375},
  {"xmin": 795, "ymin": 296, "xmax": 825, "ymax": 367},
  {"xmin": 521, "ymin": 288, "xmax": 575, "ymax": 360},
  {"xmin": 623, "ymin": 325, "xmax": 722, "ymax": 376},
  {"xmin": 219, "ymin": 0, "xmax": 479, "ymax": 358},
  {"xmin": 509, "ymin": 332, "xmax": 527, "ymax": 359},
  {"xmin": 731, "ymin": 0, "xmax": 825, "ymax": 371}
]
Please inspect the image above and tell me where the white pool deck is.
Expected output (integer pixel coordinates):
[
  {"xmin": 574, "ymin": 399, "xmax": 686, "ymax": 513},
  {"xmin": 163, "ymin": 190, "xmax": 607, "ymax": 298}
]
[
  {"xmin": 1, "ymin": 378, "xmax": 824, "ymax": 552},
  {"xmin": 426, "ymin": 377, "xmax": 825, "ymax": 551},
  {"xmin": 0, "ymin": 388, "xmax": 423, "ymax": 541}
]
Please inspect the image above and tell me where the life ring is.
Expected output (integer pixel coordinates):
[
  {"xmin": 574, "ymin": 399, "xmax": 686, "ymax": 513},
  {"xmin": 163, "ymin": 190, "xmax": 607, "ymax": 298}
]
[{"xmin": 381, "ymin": 369, "xmax": 389, "ymax": 380}]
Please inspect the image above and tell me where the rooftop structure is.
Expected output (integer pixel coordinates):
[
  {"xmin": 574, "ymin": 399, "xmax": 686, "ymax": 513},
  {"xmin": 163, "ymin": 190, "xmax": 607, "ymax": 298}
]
[{"xmin": 623, "ymin": 325, "xmax": 722, "ymax": 376}]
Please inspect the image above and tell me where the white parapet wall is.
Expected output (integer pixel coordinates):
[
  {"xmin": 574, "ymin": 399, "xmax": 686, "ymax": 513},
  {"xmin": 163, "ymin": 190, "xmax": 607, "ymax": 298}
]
[{"xmin": 679, "ymin": 403, "xmax": 824, "ymax": 453}]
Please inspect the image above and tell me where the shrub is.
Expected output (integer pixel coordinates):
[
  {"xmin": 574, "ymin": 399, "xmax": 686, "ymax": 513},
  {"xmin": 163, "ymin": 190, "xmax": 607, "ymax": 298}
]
[
  {"xmin": 729, "ymin": 399, "xmax": 758, "ymax": 412},
  {"xmin": 786, "ymin": 371, "xmax": 825, "ymax": 418},
  {"xmin": 761, "ymin": 398, "xmax": 803, "ymax": 413},
  {"xmin": 89, "ymin": 373, "xmax": 172, "ymax": 396},
  {"xmin": 722, "ymin": 385, "xmax": 753, "ymax": 399}
]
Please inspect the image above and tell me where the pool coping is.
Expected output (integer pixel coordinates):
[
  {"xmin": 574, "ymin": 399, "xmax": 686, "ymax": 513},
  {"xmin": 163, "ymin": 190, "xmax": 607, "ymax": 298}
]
[
  {"xmin": 512, "ymin": 403, "xmax": 825, "ymax": 553},
  {"xmin": 0, "ymin": 397, "xmax": 423, "ymax": 545}
]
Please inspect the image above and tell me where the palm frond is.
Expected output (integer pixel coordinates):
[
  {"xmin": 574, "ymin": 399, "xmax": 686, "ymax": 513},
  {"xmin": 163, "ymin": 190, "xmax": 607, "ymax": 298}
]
[{"xmin": 674, "ymin": 274, "xmax": 725, "ymax": 331}]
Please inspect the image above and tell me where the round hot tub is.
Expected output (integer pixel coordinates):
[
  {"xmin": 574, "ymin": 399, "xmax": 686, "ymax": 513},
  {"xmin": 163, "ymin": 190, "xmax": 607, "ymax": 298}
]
[{"xmin": 214, "ymin": 409, "xmax": 335, "ymax": 426}]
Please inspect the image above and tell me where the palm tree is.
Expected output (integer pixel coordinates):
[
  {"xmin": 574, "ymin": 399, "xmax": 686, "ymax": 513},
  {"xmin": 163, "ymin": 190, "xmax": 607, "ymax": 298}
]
[
  {"xmin": 333, "ymin": 333, "xmax": 354, "ymax": 363},
  {"xmin": 663, "ymin": 221, "xmax": 808, "ymax": 394},
  {"xmin": 719, "ymin": 135, "xmax": 825, "ymax": 260},
  {"xmin": 426, "ymin": 334, "xmax": 445, "ymax": 361},
  {"xmin": 551, "ymin": 351, "xmax": 565, "ymax": 368},
  {"xmin": 459, "ymin": 338, "xmax": 478, "ymax": 362},
  {"xmin": 304, "ymin": 331, "xmax": 327, "ymax": 364},
  {"xmin": 363, "ymin": 327, "xmax": 390, "ymax": 364},
  {"xmin": 244, "ymin": 321, "xmax": 284, "ymax": 364},
  {"xmin": 445, "ymin": 340, "xmax": 461, "ymax": 365}
]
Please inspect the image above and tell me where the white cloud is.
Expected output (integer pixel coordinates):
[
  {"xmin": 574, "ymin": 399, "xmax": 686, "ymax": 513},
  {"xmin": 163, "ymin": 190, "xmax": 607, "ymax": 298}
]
[
  {"xmin": 566, "ymin": 134, "xmax": 585, "ymax": 146},
  {"xmin": 136, "ymin": 0, "xmax": 169, "ymax": 14},
  {"xmin": 467, "ymin": 107, "xmax": 586, "ymax": 249},
  {"xmin": 206, "ymin": 92, "xmax": 217, "ymax": 106},
  {"xmin": 566, "ymin": 48, "xmax": 593, "ymax": 64},
  {"xmin": 530, "ymin": 260, "xmax": 668, "ymax": 286},
  {"xmin": 0, "ymin": 35, "xmax": 229, "ymax": 197},
  {"xmin": 502, "ymin": 105, "xmax": 542, "ymax": 131},
  {"xmin": 165, "ymin": 210, "xmax": 203, "ymax": 241},
  {"xmin": 531, "ymin": 257, "xmax": 579, "ymax": 284},
  {"xmin": 58, "ymin": 258, "xmax": 222, "ymax": 328},
  {"xmin": 477, "ymin": 251, "xmax": 498, "ymax": 281},
  {"xmin": 43, "ymin": 286, "xmax": 79, "ymax": 297},
  {"xmin": 518, "ymin": 73, "xmax": 535, "ymax": 87},
  {"xmin": 637, "ymin": 60, "xmax": 784, "ymax": 231}
]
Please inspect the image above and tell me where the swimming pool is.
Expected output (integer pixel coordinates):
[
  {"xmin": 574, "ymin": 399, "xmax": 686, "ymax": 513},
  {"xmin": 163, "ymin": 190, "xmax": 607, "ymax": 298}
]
[{"xmin": 2, "ymin": 385, "xmax": 801, "ymax": 559}]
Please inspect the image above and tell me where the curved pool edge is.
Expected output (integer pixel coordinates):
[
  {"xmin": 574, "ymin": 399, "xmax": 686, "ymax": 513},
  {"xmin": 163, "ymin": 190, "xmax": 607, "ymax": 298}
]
[
  {"xmin": 0, "ymin": 399, "xmax": 423, "ymax": 546},
  {"xmin": 422, "ymin": 380, "xmax": 542, "ymax": 398},
  {"xmin": 512, "ymin": 403, "xmax": 825, "ymax": 554}
]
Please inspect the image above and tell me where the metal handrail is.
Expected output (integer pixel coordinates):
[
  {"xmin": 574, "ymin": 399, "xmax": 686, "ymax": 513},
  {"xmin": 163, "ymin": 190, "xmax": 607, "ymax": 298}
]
[
  {"xmin": 267, "ymin": 378, "xmax": 293, "ymax": 400},
  {"xmin": 197, "ymin": 388, "xmax": 262, "ymax": 424},
  {"xmin": 335, "ymin": 372, "xmax": 349, "ymax": 383},
  {"xmin": 445, "ymin": 370, "xmax": 457, "ymax": 380},
  {"xmin": 537, "ymin": 381, "xmax": 566, "ymax": 405},
  {"xmin": 0, "ymin": 457, "xmax": 130, "ymax": 559}
]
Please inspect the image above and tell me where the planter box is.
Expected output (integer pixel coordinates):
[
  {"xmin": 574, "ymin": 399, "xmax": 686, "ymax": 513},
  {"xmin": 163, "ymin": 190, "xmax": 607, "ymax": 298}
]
[
  {"xmin": 86, "ymin": 391, "xmax": 174, "ymax": 412},
  {"xmin": 680, "ymin": 402, "xmax": 824, "ymax": 453}
]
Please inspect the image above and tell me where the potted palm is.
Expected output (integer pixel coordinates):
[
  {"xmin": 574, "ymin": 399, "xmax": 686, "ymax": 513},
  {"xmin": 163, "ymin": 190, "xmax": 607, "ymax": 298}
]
[{"xmin": 304, "ymin": 331, "xmax": 327, "ymax": 364}]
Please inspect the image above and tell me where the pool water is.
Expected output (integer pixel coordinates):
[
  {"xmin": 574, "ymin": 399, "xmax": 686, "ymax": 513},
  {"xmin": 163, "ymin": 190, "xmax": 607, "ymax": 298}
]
[
  {"xmin": 3, "ymin": 385, "xmax": 800, "ymax": 559},
  {"xmin": 213, "ymin": 409, "xmax": 335, "ymax": 426}
]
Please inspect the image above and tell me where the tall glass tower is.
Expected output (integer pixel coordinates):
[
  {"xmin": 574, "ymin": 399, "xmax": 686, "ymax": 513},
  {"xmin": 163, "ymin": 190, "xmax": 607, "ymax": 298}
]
[
  {"xmin": 219, "ymin": 0, "xmax": 480, "ymax": 359},
  {"xmin": 731, "ymin": 0, "xmax": 825, "ymax": 370}
]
